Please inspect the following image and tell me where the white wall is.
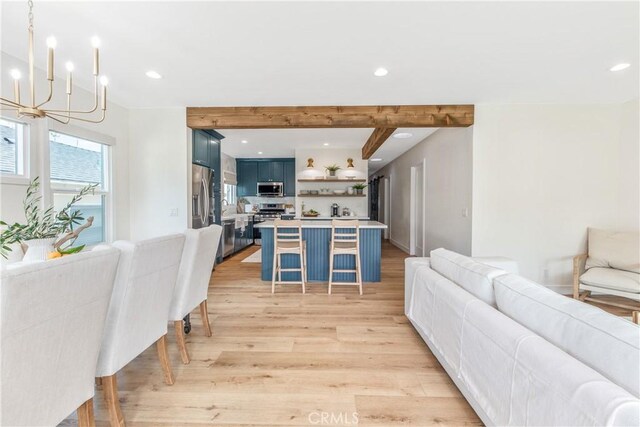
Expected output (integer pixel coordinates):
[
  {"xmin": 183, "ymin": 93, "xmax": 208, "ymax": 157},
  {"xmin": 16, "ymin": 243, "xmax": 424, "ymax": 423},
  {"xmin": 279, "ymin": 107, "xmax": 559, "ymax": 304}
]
[
  {"xmin": 295, "ymin": 148, "xmax": 368, "ymax": 217},
  {"xmin": 128, "ymin": 108, "xmax": 190, "ymax": 240},
  {"xmin": 472, "ymin": 101, "xmax": 640, "ymax": 292},
  {"xmin": 373, "ymin": 128, "xmax": 473, "ymax": 254},
  {"xmin": 0, "ymin": 53, "xmax": 131, "ymax": 240}
]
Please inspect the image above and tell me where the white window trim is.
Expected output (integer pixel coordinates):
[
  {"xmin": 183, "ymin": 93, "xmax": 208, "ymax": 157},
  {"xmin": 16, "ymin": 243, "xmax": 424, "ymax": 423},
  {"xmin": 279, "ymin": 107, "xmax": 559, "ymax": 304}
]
[
  {"xmin": 0, "ymin": 115, "xmax": 31, "ymax": 185},
  {"xmin": 48, "ymin": 122, "xmax": 115, "ymax": 244}
]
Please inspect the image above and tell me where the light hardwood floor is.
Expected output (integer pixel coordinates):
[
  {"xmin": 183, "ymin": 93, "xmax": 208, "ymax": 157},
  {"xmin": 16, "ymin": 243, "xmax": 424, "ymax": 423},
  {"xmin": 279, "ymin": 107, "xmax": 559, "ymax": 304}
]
[{"xmin": 85, "ymin": 241, "xmax": 481, "ymax": 426}]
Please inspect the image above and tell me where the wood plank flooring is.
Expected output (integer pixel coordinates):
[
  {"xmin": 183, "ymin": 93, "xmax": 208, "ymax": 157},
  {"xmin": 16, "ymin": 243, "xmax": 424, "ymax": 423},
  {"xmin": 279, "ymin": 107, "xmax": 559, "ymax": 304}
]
[{"xmin": 85, "ymin": 242, "xmax": 481, "ymax": 426}]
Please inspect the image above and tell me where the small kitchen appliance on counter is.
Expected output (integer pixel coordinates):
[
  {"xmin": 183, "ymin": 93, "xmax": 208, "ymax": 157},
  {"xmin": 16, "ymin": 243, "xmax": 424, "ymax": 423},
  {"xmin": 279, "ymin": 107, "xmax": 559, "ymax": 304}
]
[{"xmin": 331, "ymin": 203, "xmax": 340, "ymax": 217}]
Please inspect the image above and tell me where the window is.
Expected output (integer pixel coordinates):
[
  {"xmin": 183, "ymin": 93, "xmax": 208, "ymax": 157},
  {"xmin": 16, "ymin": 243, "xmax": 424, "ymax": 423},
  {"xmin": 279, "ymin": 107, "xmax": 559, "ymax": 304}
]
[
  {"xmin": 0, "ymin": 117, "xmax": 27, "ymax": 177},
  {"xmin": 49, "ymin": 131, "xmax": 110, "ymax": 246},
  {"xmin": 224, "ymin": 183, "xmax": 237, "ymax": 205}
]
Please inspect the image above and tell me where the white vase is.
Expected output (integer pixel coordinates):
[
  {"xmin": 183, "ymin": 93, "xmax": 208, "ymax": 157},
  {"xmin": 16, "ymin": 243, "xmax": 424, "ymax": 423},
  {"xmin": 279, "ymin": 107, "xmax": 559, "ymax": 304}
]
[{"xmin": 23, "ymin": 238, "xmax": 57, "ymax": 262}]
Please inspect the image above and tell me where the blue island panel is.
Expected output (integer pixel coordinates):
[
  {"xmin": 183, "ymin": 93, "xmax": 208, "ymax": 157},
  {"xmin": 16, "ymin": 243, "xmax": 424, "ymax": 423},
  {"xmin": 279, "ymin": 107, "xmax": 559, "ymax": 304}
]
[{"xmin": 260, "ymin": 228, "xmax": 382, "ymax": 282}]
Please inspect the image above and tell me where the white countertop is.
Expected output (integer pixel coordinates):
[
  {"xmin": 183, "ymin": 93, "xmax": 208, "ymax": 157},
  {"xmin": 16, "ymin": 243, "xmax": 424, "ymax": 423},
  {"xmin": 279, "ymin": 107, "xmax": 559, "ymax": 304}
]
[
  {"xmin": 295, "ymin": 216, "xmax": 370, "ymax": 220},
  {"xmin": 254, "ymin": 220, "xmax": 387, "ymax": 229}
]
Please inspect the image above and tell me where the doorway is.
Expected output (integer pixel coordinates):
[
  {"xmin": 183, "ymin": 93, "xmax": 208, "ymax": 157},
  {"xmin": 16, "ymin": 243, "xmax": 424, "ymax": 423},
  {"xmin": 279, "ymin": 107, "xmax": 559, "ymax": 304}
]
[
  {"xmin": 380, "ymin": 176, "xmax": 391, "ymax": 240},
  {"xmin": 410, "ymin": 160, "xmax": 426, "ymax": 256}
]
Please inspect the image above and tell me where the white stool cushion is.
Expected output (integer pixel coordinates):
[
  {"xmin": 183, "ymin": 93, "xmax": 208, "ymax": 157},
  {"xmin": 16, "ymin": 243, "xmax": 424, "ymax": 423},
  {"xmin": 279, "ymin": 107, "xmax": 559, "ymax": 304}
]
[
  {"xmin": 430, "ymin": 248, "xmax": 507, "ymax": 306},
  {"xmin": 580, "ymin": 267, "xmax": 640, "ymax": 294},
  {"xmin": 494, "ymin": 273, "xmax": 640, "ymax": 397}
]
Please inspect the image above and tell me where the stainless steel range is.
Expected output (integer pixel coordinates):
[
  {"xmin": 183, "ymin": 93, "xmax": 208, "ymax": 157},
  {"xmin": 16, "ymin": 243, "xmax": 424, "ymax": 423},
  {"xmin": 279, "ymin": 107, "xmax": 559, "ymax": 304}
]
[{"xmin": 253, "ymin": 203, "xmax": 285, "ymax": 244}]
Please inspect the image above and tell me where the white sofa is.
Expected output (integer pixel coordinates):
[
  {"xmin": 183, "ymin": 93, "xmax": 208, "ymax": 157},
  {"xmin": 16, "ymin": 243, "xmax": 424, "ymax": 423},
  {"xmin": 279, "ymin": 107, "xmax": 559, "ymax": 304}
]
[{"xmin": 406, "ymin": 248, "xmax": 640, "ymax": 427}]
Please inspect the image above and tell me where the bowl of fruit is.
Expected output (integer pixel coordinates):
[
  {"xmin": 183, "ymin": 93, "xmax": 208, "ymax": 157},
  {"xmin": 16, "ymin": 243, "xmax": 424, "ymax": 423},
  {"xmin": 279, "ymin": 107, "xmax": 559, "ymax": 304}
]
[{"xmin": 303, "ymin": 209, "xmax": 320, "ymax": 217}]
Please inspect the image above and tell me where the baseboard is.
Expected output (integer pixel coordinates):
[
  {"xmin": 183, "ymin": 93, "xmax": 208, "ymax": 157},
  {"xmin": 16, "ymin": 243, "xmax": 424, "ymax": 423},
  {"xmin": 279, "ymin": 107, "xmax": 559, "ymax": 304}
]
[{"xmin": 390, "ymin": 238, "xmax": 410, "ymax": 254}]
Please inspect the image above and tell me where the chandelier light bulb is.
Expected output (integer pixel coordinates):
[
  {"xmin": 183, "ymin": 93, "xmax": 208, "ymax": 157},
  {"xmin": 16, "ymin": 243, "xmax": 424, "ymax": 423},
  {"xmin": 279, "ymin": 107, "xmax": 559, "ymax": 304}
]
[
  {"xmin": 65, "ymin": 62, "xmax": 75, "ymax": 72},
  {"xmin": 46, "ymin": 36, "xmax": 57, "ymax": 49},
  {"xmin": 100, "ymin": 76, "xmax": 109, "ymax": 86},
  {"xmin": 10, "ymin": 69, "xmax": 22, "ymax": 80},
  {"xmin": 91, "ymin": 36, "xmax": 101, "ymax": 48}
]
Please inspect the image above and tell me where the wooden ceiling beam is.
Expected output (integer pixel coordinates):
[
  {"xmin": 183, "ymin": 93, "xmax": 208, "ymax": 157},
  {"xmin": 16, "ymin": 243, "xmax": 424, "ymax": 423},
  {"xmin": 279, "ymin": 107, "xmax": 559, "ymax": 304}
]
[
  {"xmin": 362, "ymin": 128, "xmax": 397, "ymax": 160},
  {"xmin": 186, "ymin": 105, "xmax": 474, "ymax": 129}
]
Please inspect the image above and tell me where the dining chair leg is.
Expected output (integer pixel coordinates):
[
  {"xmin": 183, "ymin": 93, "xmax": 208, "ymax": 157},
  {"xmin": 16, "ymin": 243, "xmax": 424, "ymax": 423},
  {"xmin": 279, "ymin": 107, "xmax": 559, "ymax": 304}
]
[
  {"xmin": 200, "ymin": 299, "xmax": 213, "ymax": 337},
  {"xmin": 633, "ymin": 311, "xmax": 639, "ymax": 325},
  {"xmin": 174, "ymin": 321, "xmax": 190, "ymax": 365},
  {"xmin": 300, "ymin": 251, "xmax": 306, "ymax": 294},
  {"xmin": 156, "ymin": 334, "xmax": 175, "ymax": 385},
  {"xmin": 77, "ymin": 397, "xmax": 96, "ymax": 427},
  {"xmin": 271, "ymin": 250, "xmax": 278, "ymax": 293},
  {"xmin": 95, "ymin": 377, "xmax": 103, "ymax": 388},
  {"xmin": 101, "ymin": 375, "xmax": 125, "ymax": 427}
]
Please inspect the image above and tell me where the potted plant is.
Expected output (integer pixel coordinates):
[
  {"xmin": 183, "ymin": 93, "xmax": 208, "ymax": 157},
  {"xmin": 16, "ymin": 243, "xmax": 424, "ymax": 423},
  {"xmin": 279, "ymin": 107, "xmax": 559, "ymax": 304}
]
[
  {"xmin": 352, "ymin": 183, "xmax": 367, "ymax": 195},
  {"xmin": 0, "ymin": 177, "xmax": 97, "ymax": 262},
  {"xmin": 324, "ymin": 164, "xmax": 341, "ymax": 177}
]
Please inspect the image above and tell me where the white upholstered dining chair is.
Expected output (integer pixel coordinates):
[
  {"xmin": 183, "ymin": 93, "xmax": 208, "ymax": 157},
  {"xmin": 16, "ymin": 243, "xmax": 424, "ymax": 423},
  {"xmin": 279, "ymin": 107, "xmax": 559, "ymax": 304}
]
[
  {"xmin": 1, "ymin": 247, "xmax": 120, "ymax": 427},
  {"xmin": 169, "ymin": 225, "xmax": 223, "ymax": 364},
  {"xmin": 95, "ymin": 234, "xmax": 185, "ymax": 427}
]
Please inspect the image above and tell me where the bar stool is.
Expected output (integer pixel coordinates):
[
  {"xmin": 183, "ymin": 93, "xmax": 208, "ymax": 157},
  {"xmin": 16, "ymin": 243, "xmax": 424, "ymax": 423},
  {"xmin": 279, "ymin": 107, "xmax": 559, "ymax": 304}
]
[
  {"xmin": 328, "ymin": 219, "xmax": 362, "ymax": 295},
  {"xmin": 272, "ymin": 219, "xmax": 307, "ymax": 293}
]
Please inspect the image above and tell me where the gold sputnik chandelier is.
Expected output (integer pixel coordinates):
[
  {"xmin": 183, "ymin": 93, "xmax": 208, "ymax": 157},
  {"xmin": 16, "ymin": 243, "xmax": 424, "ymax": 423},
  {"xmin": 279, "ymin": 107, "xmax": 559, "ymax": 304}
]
[{"xmin": 0, "ymin": 0, "xmax": 109, "ymax": 124}]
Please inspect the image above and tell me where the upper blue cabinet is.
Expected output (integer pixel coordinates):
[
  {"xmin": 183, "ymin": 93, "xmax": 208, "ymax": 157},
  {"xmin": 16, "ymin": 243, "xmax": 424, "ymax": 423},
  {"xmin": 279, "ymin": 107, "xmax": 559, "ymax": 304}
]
[
  {"xmin": 237, "ymin": 158, "xmax": 295, "ymax": 197},
  {"xmin": 192, "ymin": 129, "xmax": 224, "ymax": 169}
]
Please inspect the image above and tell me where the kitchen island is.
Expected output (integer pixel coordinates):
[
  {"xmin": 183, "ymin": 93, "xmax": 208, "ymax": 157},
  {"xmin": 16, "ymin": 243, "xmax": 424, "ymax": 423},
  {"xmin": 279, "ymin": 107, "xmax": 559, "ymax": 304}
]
[{"xmin": 255, "ymin": 220, "xmax": 388, "ymax": 282}]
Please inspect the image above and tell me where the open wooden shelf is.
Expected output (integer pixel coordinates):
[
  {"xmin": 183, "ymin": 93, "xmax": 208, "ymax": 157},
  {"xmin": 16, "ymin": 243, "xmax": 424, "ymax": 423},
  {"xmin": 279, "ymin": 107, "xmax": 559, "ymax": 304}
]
[
  {"xmin": 297, "ymin": 194, "xmax": 366, "ymax": 197},
  {"xmin": 297, "ymin": 178, "xmax": 366, "ymax": 183}
]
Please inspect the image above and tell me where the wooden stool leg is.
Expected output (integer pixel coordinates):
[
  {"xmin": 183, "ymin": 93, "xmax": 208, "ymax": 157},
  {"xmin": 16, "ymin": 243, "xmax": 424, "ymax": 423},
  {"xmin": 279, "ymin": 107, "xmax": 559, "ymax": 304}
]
[
  {"xmin": 271, "ymin": 250, "xmax": 278, "ymax": 293},
  {"xmin": 174, "ymin": 321, "xmax": 190, "ymax": 365},
  {"xmin": 95, "ymin": 377, "xmax": 103, "ymax": 388},
  {"xmin": 356, "ymin": 252, "xmax": 363, "ymax": 295},
  {"xmin": 156, "ymin": 334, "xmax": 175, "ymax": 385},
  {"xmin": 77, "ymin": 398, "xmax": 96, "ymax": 427},
  {"xmin": 328, "ymin": 250, "xmax": 334, "ymax": 295},
  {"xmin": 633, "ymin": 311, "xmax": 639, "ymax": 325},
  {"xmin": 200, "ymin": 299, "xmax": 213, "ymax": 337},
  {"xmin": 101, "ymin": 375, "xmax": 125, "ymax": 427},
  {"xmin": 277, "ymin": 253, "xmax": 282, "ymax": 283},
  {"xmin": 300, "ymin": 251, "xmax": 306, "ymax": 294}
]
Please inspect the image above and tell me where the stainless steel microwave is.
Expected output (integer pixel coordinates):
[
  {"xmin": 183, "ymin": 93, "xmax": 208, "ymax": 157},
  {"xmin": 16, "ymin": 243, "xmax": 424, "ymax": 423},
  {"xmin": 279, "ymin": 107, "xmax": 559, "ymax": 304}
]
[{"xmin": 257, "ymin": 182, "xmax": 284, "ymax": 197}]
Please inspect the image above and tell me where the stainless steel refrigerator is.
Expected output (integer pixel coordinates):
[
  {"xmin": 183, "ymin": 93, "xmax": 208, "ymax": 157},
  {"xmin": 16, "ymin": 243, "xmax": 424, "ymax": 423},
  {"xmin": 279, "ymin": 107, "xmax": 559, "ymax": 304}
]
[{"xmin": 192, "ymin": 164, "xmax": 215, "ymax": 229}]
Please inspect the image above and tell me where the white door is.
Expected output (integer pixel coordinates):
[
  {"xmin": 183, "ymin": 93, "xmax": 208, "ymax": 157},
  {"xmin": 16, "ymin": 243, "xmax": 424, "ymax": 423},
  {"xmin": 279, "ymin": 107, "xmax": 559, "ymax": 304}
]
[
  {"xmin": 414, "ymin": 166, "xmax": 424, "ymax": 256},
  {"xmin": 381, "ymin": 177, "xmax": 390, "ymax": 240}
]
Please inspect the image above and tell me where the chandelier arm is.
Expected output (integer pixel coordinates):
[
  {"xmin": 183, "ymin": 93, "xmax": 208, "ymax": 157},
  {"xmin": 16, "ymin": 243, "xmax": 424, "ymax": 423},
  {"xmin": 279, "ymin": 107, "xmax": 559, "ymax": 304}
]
[
  {"xmin": 47, "ymin": 114, "xmax": 71, "ymax": 125},
  {"xmin": 35, "ymin": 81, "xmax": 54, "ymax": 108},
  {"xmin": 47, "ymin": 110, "xmax": 105, "ymax": 124},
  {"xmin": 44, "ymin": 77, "xmax": 99, "ymax": 114},
  {"xmin": 0, "ymin": 97, "xmax": 22, "ymax": 107}
]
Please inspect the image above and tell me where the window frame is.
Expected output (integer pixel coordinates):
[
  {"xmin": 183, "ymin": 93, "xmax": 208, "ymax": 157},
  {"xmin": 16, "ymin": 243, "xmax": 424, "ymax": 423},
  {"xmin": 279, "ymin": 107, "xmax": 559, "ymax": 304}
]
[
  {"xmin": 48, "ymin": 125, "xmax": 114, "ymax": 246},
  {"xmin": 0, "ymin": 116, "xmax": 30, "ymax": 184}
]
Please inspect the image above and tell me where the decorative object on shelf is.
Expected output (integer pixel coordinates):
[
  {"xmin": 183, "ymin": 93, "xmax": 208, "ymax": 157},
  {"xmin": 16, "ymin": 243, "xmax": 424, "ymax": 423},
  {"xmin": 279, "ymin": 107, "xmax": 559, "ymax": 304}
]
[
  {"xmin": 320, "ymin": 188, "xmax": 331, "ymax": 195},
  {"xmin": 300, "ymin": 189, "xmax": 310, "ymax": 195},
  {"xmin": 352, "ymin": 183, "xmax": 367, "ymax": 195},
  {"xmin": 310, "ymin": 190, "xmax": 319, "ymax": 195},
  {"xmin": 0, "ymin": 177, "xmax": 96, "ymax": 261},
  {"xmin": 347, "ymin": 187, "xmax": 355, "ymax": 195},
  {"xmin": 306, "ymin": 158, "xmax": 315, "ymax": 168},
  {"xmin": 347, "ymin": 158, "xmax": 355, "ymax": 168},
  {"xmin": 333, "ymin": 190, "xmax": 346, "ymax": 195},
  {"xmin": 1, "ymin": 1, "xmax": 109, "ymax": 124},
  {"xmin": 325, "ymin": 164, "xmax": 341, "ymax": 177},
  {"xmin": 345, "ymin": 174, "xmax": 356, "ymax": 180}
]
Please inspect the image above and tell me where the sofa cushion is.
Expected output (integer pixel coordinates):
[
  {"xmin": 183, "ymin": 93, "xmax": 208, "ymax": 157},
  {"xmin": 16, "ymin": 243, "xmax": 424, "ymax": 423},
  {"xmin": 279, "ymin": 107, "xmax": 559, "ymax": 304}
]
[
  {"xmin": 586, "ymin": 228, "xmax": 640, "ymax": 274},
  {"xmin": 494, "ymin": 274, "xmax": 640, "ymax": 397},
  {"xmin": 430, "ymin": 248, "xmax": 507, "ymax": 306},
  {"xmin": 580, "ymin": 267, "xmax": 640, "ymax": 294}
]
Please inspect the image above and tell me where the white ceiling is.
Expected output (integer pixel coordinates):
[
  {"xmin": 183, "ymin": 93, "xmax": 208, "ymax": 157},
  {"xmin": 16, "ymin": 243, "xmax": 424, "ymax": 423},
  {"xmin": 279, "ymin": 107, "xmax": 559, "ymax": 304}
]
[
  {"xmin": 1, "ymin": 1, "xmax": 637, "ymax": 168},
  {"xmin": 219, "ymin": 127, "xmax": 438, "ymax": 172},
  {"xmin": 1, "ymin": 1, "xmax": 637, "ymax": 109}
]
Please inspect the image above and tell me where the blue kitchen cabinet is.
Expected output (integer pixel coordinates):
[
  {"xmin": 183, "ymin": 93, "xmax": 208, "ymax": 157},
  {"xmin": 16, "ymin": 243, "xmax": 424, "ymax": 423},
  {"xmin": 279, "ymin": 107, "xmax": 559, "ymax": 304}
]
[
  {"xmin": 192, "ymin": 130, "xmax": 210, "ymax": 168},
  {"xmin": 237, "ymin": 160, "xmax": 257, "ymax": 196},
  {"xmin": 283, "ymin": 160, "xmax": 296, "ymax": 196},
  {"xmin": 257, "ymin": 161, "xmax": 271, "ymax": 182}
]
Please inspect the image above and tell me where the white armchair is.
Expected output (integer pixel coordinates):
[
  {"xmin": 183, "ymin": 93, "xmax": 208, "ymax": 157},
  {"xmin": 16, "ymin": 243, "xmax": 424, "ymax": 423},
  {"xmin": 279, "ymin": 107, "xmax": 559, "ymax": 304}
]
[
  {"xmin": 573, "ymin": 228, "xmax": 640, "ymax": 323},
  {"xmin": 1, "ymin": 248, "xmax": 120, "ymax": 427},
  {"xmin": 95, "ymin": 234, "xmax": 185, "ymax": 427},
  {"xmin": 169, "ymin": 225, "xmax": 223, "ymax": 364}
]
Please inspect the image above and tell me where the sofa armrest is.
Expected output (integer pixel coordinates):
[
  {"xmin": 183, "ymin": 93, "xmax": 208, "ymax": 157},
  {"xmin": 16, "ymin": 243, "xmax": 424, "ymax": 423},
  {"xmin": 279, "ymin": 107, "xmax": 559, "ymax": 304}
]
[{"xmin": 572, "ymin": 253, "xmax": 587, "ymax": 299}]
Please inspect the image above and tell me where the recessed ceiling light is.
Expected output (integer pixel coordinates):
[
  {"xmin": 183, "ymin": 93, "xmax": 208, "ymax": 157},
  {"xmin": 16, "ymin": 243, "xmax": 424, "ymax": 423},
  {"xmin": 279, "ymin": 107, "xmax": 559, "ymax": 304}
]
[
  {"xmin": 145, "ymin": 70, "xmax": 162, "ymax": 79},
  {"xmin": 610, "ymin": 63, "xmax": 630, "ymax": 72},
  {"xmin": 370, "ymin": 158, "xmax": 383, "ymax": 162},
  {"xmin": 393, "ymin": 132, "xmax": 413, "ymax": 139},
  {"xmin": 374, "ymin": 67, "xmax": 388, "ymax": 77},
  {"xmin": 323, "ymin": 143, "xmax": 330, "ymax": 146},
  {"xmin": 258, "ymin": 151, "xmax": 263, "ymax": 155},
  {"xmin": 241, "ymin": 140, "xmax": 248, "ymax": 144}
]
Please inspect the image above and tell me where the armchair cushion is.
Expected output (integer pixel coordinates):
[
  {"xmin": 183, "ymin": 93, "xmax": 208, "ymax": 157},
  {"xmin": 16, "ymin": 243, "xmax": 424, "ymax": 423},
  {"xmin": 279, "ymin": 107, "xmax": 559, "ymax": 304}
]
[
  {"xmin": 586, "ymin": 228, "xmax": 640, "ymax": 274},
  {"xmin": 580, "ymin": 267, "xmax": 640, "ymax": 294}
]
